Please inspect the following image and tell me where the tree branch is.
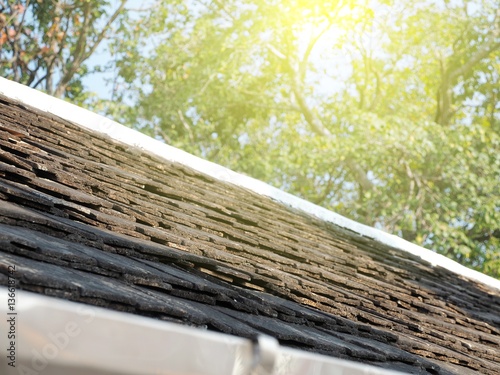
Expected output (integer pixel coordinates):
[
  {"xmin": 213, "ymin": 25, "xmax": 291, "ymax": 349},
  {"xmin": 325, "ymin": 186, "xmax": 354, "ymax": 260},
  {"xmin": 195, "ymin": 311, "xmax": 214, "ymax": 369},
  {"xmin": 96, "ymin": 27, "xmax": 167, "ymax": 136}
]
[
  {"xmin": 290, "ymin": 73, "xmax": 333, "ymax": 138},
  {"xmin": 54, "ymin": 0, "xmax": 126, "ymax": 97},
  {"xmin": 450, "ymin": 42, "xmax": 500, "ymax": 83},
  {"xmin": 267, "ymin": 41, "xmax": 376, "ymax": 191},
  {"xmin": 177, "ymin": 109, "xmax": 194, "ymax": 143},
  {"xmin": 210, "ymin": 0, "xmax": 236, "ymax": 22},
  {"xmin": 298, "ymin": 20, "xmax": 333, "ymax": 82},
  {"xmin": 283, "ymin": 48, "xmax": 374, "ymax": 191},
  {"xmin": 436, "ymin": 14, "xmax": 500, "ymax": 125},
  {"xmin": 85, "ymin": 0, "xmax": 127, "ymax": 61}
]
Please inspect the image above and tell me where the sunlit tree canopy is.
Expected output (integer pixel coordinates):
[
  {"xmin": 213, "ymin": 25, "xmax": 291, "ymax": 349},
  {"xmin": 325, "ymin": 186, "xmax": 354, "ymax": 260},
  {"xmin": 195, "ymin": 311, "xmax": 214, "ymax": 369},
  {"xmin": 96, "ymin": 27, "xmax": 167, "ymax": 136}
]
[{"xmin": 2, "ymin": 0, "xmax": 499, "ymax": 277}]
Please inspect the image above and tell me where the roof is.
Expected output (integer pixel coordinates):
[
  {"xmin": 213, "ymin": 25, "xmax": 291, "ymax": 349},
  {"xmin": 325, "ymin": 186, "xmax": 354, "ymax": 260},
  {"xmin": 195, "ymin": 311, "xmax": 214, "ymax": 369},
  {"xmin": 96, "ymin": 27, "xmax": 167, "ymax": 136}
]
[
  {"xmin": 0, "ymin": 78, "xmax": 499, "ymax": 374},
  {"xmin": 1, "ymin": 291, "xmax": 406, "ymax": 375}
]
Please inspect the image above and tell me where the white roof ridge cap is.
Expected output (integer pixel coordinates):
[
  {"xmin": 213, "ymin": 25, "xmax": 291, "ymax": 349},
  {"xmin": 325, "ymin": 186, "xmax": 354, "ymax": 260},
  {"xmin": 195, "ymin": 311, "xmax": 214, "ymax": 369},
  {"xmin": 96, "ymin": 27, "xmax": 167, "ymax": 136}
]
[{"xmin": 1, "ymin": 77, "xmax": 499, "ymax": 291}]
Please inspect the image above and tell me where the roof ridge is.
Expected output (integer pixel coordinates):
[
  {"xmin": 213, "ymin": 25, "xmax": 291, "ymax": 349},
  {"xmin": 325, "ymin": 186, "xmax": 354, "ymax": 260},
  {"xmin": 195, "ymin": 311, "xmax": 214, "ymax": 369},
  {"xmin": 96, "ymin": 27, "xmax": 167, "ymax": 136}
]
[{"xmin": 1, "ymin": 77, "xmax": 498, "ymax": 291}]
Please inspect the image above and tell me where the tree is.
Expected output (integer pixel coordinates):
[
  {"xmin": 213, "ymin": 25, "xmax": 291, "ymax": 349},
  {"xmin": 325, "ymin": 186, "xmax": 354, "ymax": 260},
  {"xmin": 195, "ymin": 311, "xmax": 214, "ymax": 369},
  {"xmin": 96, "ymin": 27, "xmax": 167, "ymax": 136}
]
[
  {"xmin": 0, "ymin": 0, "xmax": 127, "ymax": 101},
  {"xmin": 91, "ymin": 0, "xmax": 500, "ymax": 278}
]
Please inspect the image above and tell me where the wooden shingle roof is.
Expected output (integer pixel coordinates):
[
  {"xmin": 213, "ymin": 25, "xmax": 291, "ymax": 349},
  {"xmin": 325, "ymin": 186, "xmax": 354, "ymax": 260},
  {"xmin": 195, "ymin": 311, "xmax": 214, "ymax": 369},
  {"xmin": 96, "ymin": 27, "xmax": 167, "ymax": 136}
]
[{"xmin": 0, "ymin": 91, "xmax": 499, "ymax": 374}]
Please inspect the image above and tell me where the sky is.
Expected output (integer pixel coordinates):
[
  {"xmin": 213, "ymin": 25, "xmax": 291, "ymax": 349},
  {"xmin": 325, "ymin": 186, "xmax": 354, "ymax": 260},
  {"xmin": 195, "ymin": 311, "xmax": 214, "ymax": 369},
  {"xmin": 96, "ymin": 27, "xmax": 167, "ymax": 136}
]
[{"xmin": 81, "ymin": 0, "xmax": 150, "ymax": 102}]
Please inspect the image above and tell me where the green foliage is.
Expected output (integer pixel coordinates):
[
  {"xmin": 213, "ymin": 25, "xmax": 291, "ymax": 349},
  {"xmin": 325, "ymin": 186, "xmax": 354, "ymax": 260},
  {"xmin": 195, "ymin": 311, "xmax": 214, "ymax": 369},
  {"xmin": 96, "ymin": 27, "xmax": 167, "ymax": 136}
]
[{"xmin": 0, "ymin": 0, "xmax": 127, "ymax": 99}]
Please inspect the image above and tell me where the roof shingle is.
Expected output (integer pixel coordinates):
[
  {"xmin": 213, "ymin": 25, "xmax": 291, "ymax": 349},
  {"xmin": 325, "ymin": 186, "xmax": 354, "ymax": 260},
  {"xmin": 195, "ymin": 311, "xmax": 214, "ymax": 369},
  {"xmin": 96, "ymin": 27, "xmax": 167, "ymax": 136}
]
[{"xmin": 0, "ymin": 93, "xmax": 499, "ymax": 374}]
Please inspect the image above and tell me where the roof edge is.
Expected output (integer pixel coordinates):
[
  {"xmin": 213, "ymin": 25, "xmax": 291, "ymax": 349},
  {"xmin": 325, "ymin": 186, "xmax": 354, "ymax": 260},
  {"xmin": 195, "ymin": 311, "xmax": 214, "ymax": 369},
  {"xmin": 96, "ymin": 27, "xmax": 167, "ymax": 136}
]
[
  {"xmin": 0, "ymin": 288, "xmax": 404, "ymax": 375},
  {"xmin": 1, "ymin": 77, "xmax": 499, "ymax": 291}
]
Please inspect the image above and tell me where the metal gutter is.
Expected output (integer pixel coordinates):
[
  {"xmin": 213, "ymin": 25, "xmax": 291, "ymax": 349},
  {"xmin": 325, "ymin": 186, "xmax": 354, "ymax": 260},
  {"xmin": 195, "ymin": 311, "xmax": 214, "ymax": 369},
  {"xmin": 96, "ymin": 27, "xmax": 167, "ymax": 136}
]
[
  {"xmin": 0, "ymin": 289, "xmax": 404, "ymax": 375},
  {"xmin": 0, "ymin": 78, "xmax": 498, "ymax": 291}
]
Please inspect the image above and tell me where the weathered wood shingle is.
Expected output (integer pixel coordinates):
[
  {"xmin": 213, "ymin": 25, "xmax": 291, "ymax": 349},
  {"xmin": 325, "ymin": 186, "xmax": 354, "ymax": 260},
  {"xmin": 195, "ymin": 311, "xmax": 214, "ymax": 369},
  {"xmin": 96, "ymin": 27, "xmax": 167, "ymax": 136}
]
[{"xmin": 0, "ymin": 95, "xmax": 499, "ymax": 374}]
